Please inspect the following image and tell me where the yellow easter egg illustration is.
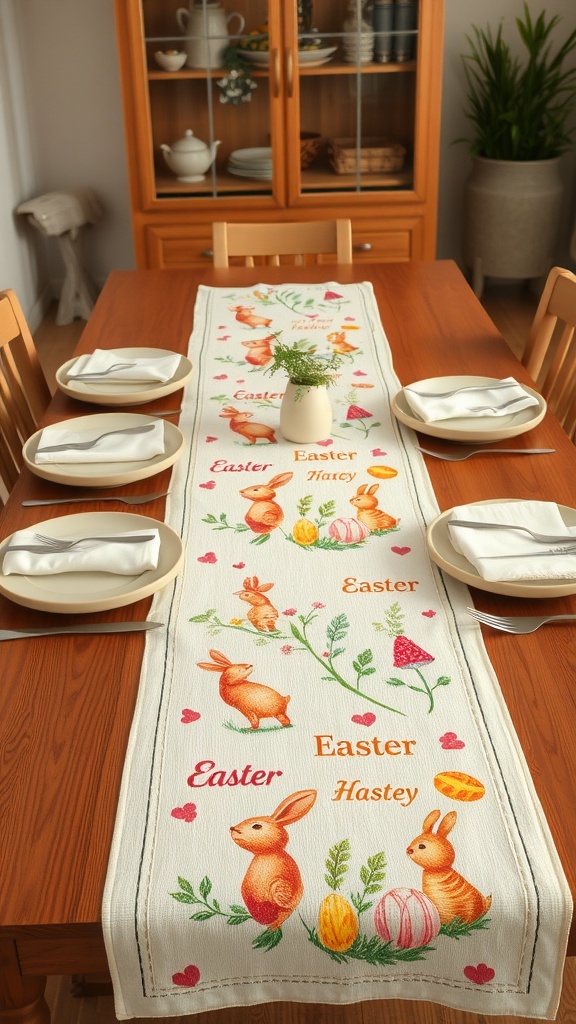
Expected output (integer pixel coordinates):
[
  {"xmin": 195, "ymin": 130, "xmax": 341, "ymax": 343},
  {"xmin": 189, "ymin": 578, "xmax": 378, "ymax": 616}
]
[
  {"xmin": 367, "ymin": 465, "xmax": 398, "ymax": 480},
  {"xmin": 433, "ymin": 771, "xmax": 485, "ymax": 802},
  {"xmin": 318, "ymin": 893, "xmax": 359, "ymax": 952},
  {"xmin": 292, "ymin": 518, "xmax": 318, "ymax": 546}
]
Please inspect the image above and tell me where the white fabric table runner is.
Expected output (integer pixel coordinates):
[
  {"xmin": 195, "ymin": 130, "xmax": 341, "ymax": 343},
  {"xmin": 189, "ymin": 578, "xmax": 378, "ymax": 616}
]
[{"xmin": 103, "ymin": 282, "xmax": 571, "ymax": 1020}]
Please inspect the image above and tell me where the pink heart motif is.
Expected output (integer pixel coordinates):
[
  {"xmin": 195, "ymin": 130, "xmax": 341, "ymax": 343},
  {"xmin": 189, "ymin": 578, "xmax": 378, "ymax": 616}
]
[
  {"xmin": 172, "ymin": 964, "xmax": 201, "ymax": 988},
  {"xmin": 344, "ymin": 317, "xmax": 355, "ymax": 322},
  {"xmin": 351, "ymin": 712, "xmax": 377, "ymax": 727},
  {"xmin": 440, "ymin": 731, "xmax": 466, "ymax": 750},
  {"xmin": 391, "ymin": 546, "xmax": 411, "ymax": 556},
  {"xmin": 422, "ymin": 609, "xmax": 436, "ymax": 618},
  {"xmin": 464, "ymin": 964, "xmax": 495, "ymax": 986},
  {"xmin": 218, "ymin": 325, "xmax": 227, "ymax": 329},
  {"xmin": 199, "ymin": 481, "xmax": 216, "ymax": 489},
  {"xmin": 233, "ymin": 561, "xmax": 246, "ymax": 569},
  {"xmin": 236, "ymin": 379, "xmax": 245, "ymax": 383},
  {"xmin": 217, "ymin": 335, "xmax": 230, "ymax": 341},
  {"xmin": 371, "ymin": 448, "xmax": 387, "ymax": 457},
  {"xmin": 213, "ymin": 374, "xmax": 227, "ymax": 380},
  {"xmin": 198, "ymin": 552, "xmax": 217, "ymax": 564},
  {"xmin": 171, "ymin": 803, "xmax": 197, "ymax": 823},
  {"xmin": 181, "ymin": 709, "xmax": 201, "ymax": 724},
  {"xmin": 353, "ymin": 370, "xmax": 367, "ymax": 376},
  {"xmin": 316, "ymin": 439, "xmax": 333, "ymax": 447},
  {"xmin": 206, "ymin": 436, "xmax": 218, "ymax": 443}
]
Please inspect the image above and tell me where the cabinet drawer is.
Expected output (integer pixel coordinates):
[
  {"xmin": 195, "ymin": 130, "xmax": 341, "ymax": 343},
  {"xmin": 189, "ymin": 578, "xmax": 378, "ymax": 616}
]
[
  {"xmin": 351, "ymin": 219, "xmax": 423, "ymax": 262},
  {"xmin": 144, "ymin": 226, "xmax": 213, "ymax": 269}
]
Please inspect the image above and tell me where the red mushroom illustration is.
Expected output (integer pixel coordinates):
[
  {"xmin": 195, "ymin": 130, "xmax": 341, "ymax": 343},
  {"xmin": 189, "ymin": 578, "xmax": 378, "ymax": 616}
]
[{"xmin": 381, "ymin": 603, "xmax": 450, "ymax": 713}]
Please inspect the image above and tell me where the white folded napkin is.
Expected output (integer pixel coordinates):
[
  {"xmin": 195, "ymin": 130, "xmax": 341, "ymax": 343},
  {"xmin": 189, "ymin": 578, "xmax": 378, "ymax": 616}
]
[
  {"xmin": 34, "ymin": 420, "xmax": 165, "ymax": 465},
  {"xmin": 404, "ymin": 377, "xmax": 539, "ymax": 423},
  {"xmin": 2, "ymin": 529, "xmax": 161, "ymax": 576},
  {"xmin": 67, "ymin": 349, "xmax": 181, "ymax": 383},
  {"xmin": 447, "ymin": 501, "xmax": 576, "ymax": 581}
]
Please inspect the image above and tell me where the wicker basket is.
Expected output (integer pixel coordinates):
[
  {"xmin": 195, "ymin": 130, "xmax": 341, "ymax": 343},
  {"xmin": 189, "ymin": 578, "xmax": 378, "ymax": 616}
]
[
  {"xmin": 328, "ymin": 137, "xmax": 406, "ymax": 174},
  {"xmin": 300, "ymin": 132, "xmax": 322, "ymax": 170}
]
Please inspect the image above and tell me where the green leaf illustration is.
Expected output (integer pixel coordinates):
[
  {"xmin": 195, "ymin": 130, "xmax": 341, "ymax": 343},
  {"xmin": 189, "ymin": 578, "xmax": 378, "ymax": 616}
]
[
  {"xmin": 324, "ymin": 839, "xmax": 351, "ymax": 890},
  {"xmin": 252, "ymin": 927, "xmax": 283, "ymax": 951},
  {"xmin": 440, "ymin": 913, "xmax": 490, "ymax": 939},
  {"xmin": 297, "ymin": 495, "xmax": 314, "ymax": 516},
  {"xmin": 189, "ymin": 609, "xmax": 217, "ymax": 623}
]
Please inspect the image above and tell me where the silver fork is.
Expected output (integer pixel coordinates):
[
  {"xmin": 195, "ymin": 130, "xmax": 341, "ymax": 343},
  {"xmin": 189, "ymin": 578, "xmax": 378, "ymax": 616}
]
[
  {"xmin": 22, "ymin": 490, "xmax": 169, "ymax": 507},
  {"xmin": 409, "ymin": 381, "xmax": 519, "ymax": 399},
  {"xmin": 448, "ymin": 520, "xmax": 574, "ymax": 543},
  {"xmin": 416, "ymin": 446, "xmax": 554, "ymax": 461},
  {"xmin": 36, "ymin": 423, "xmax": 156, "ymax": 454},
  {"xmin": 66, "ymin": 361, "xmax": 137, "ymax": 379},
  {"xmin": 4, "ymin": 533, "xmax": 156, "ymax": 555},
  {"xmin": 466, "ymin": 607, "xmax": 576, "ymax": 634}
]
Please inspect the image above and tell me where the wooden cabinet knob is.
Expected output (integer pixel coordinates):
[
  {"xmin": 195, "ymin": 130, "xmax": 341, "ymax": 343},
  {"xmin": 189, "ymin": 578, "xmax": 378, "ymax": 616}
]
[{"xmin": 354, "ymin": 242, "xmax": 373, "ymax": 252}]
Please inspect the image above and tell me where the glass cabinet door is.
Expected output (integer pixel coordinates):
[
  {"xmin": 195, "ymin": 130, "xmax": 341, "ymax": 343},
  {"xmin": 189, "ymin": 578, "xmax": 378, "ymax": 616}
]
[
  {"xmin": 287, "ymin": 0, "xmax": 417, "ymax": 200},
  {"xmin": 143, "ymin": 0, "xmax": 283, "ymax": 201}
]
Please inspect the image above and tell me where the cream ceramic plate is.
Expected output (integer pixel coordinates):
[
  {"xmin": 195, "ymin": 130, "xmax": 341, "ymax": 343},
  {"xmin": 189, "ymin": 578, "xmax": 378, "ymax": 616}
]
[
  {"xmin": 427, "ymin": 500, "xmax": 576, "ymax": 598},
  {"xmin": 243, "ymin": 46, "xmax": 337, "ymax": 65},
  {"xmin": 22, "ymin": 412, "xmax": 184, "ymax": 488},
  {"xmin": 392, "ymin": 375, "xmax": 546, "ymax": 442},
  {"xmin": 0, "ymin": 512, "xmax": 183, "ymax": 613},
  {"xmin": 229, "ymin": 147, "xmax": 272, "ymax": 164},
  {"xmin": 55, "ymin": 348, "xmax": 193, "ymax": 407}
]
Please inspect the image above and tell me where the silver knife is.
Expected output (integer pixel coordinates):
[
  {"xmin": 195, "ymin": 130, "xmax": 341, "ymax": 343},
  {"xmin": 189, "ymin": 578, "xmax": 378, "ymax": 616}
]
[{"xmin": 0, "ymin": 621, "xmax": 164, "ymax": 641}]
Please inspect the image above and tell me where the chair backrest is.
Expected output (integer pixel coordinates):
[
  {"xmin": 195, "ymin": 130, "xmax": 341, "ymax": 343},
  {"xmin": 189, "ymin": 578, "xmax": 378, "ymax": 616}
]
[
  {"xmin": 522, "ymin": 267, "xmax": 576, "ymax": 441},
  {"xmin": 0, "ymin": 289, "xmax": 51, "ymax": 495},
  {"xmin": 212, "ymin": 219, "xmax": 353, "ymax": 268}
]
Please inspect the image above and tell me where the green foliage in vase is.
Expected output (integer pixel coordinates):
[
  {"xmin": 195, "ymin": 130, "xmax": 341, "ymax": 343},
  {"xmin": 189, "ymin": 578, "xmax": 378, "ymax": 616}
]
[
  {"xmin": 265, "ymin": 341, "xmax": 343, "ymax": 394},
  {"xmin": 459, "ymin": 4, "xmax": 576, "ymax": 160}
]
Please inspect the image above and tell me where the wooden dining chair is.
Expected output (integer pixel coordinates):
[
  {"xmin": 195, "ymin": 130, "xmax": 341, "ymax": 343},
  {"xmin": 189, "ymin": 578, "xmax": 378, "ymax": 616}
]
[
  {"xmin": 0, "ymin": 289, "xmax": 51, "ymax": 497},
  {"xmin": 522, "ymin": 267, "xmax": 576, "ymax": 441},
  {"xmin": 212, "ymin": 219, "xmax": 353, "ymax": 268}
]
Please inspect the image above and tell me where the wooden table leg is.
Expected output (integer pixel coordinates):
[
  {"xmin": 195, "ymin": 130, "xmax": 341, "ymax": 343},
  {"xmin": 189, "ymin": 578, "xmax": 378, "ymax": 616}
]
[{"xmin": 0, "ymin": 942, "xmax": 50, "ymax": 1024}]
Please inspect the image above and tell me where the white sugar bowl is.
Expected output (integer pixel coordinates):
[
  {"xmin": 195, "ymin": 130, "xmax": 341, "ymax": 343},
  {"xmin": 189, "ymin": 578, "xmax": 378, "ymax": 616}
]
[{"xmin": 154, "ymin": 50, "xmax": 187, "ymax": 71}]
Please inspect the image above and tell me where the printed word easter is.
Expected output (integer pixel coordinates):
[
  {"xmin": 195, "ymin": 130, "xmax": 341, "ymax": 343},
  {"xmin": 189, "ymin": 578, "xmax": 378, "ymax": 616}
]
[
  {"xmin": 332, "ymin": 779, "xmax": 418, "ymax": 806},
  {"xmin": 188, "ymin": 759, "xmax": 283, "ymax": 788},
  {"xmin": 342, "ymin": 577, "xmax": 420, "ymax": 593},
  {"xmin": 210, "ymin": 459, "xmax": 273, "ymax": 474},
  {"xmin": 314, "ymin": 735, "xmax": 417, "ymax": 757}
]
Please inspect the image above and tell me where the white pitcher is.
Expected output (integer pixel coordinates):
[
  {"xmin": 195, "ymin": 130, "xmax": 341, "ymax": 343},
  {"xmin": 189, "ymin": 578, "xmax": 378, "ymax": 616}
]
[{"xmin": 176, "ymin": 1, "xmax": 245, "ymax": 69}]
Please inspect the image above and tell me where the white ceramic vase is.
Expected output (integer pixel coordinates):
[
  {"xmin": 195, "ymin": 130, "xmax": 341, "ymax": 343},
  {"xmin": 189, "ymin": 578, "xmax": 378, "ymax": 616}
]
[{"xmin": 280, "ymin": 383, "xmax": 333, "ymax": 443}]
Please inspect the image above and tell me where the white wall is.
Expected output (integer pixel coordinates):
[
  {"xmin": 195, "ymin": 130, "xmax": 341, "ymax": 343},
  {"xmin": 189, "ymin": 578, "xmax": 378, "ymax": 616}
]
[{"xmin": 0, "ymin": 0, "xmax": 574, "ymax": 326}]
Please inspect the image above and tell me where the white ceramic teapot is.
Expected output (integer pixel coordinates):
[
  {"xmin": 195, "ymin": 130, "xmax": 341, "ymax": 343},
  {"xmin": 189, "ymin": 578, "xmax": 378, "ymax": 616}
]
[
  {"xmin": 160, "ymin": 130, "xmax": 221, "ymax": 182},
  {"xmin": 176, "ymin": 1, "xmax": 245, "ymax": 69}
]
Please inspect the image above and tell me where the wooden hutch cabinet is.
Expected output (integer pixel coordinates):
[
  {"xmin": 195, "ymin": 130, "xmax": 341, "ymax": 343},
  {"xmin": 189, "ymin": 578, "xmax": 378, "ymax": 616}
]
[{"xmin": 114, "ymin": 0, "xmax": 445, "ymax": 267}]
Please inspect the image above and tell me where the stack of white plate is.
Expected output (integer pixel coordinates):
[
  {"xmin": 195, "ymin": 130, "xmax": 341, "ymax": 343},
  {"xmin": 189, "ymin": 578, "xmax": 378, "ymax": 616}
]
[{"xmin": 228, "ymin": 147, "xmax": 273, "ymax": 180}]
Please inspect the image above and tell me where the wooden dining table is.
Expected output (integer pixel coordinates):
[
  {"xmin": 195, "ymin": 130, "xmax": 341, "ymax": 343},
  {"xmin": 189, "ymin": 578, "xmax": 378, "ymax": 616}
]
[{"xmin": 0, "ymin": 260, "xmax": 574, "ymax": 1024}]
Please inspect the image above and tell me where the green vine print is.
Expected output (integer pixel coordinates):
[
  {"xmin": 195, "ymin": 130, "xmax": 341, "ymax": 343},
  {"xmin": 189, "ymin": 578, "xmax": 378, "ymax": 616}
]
[
  {"xmin": 190, "ymin": 601, "xmax": 451, "ymax": 716},
  {"xmin": 170, "ymin": 876, "xmax": 282, "ymax": 951}
]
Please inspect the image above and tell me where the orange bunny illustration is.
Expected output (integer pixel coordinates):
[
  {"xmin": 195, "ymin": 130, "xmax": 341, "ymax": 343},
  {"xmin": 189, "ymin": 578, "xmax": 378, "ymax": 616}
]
[
  {"xmin": 242, "ymin": 335, "xmax": 275, "ymax": 367},
  {"xmin": 240, "ymin": 472, "xmax": 293, "ymax": 534},
  {"xmin": 230, "ymin": 789, "xmax": 317, "ymax": 929},
  {"xmin": 220, "ymin": 406, "xmax": 277, "ymax": 444},
  {"xmin": 196, "ymin": 649, "xmax": 290, "ymax": 729},
  {"xmin": 349, "ymin": 483, "xmax": 399, "ymax": 531},
  {"xmin": 235, "ymin": 576, "xmax": 278, "ymax": 632},
  {"xmin": 229, "ymin": 305, "xmax": 273, "ymax": 329},
  {"xmin": 407, "ymin": 810, "xmax": 492, "ymax": 925},
  {"xmin": 327, "ymin": 330, "xmax": 358, "ymax": 354}
]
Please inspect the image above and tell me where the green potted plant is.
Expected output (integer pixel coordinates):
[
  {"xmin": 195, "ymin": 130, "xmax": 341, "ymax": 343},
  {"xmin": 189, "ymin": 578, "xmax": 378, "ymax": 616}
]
[
  {"xmin": 458, "ymin": 5, "xmax": 576, "ymax": 297},
  {"xmin": 265, "ymin": 341, "xmax": 342, "ymax": 442}
]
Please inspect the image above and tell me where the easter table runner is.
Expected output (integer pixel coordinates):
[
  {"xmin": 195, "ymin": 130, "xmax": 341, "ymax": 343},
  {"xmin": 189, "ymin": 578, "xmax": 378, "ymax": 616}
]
[{"xmin": 102, "ymin": 282, "xmax": 571, "ymax": 1020}]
